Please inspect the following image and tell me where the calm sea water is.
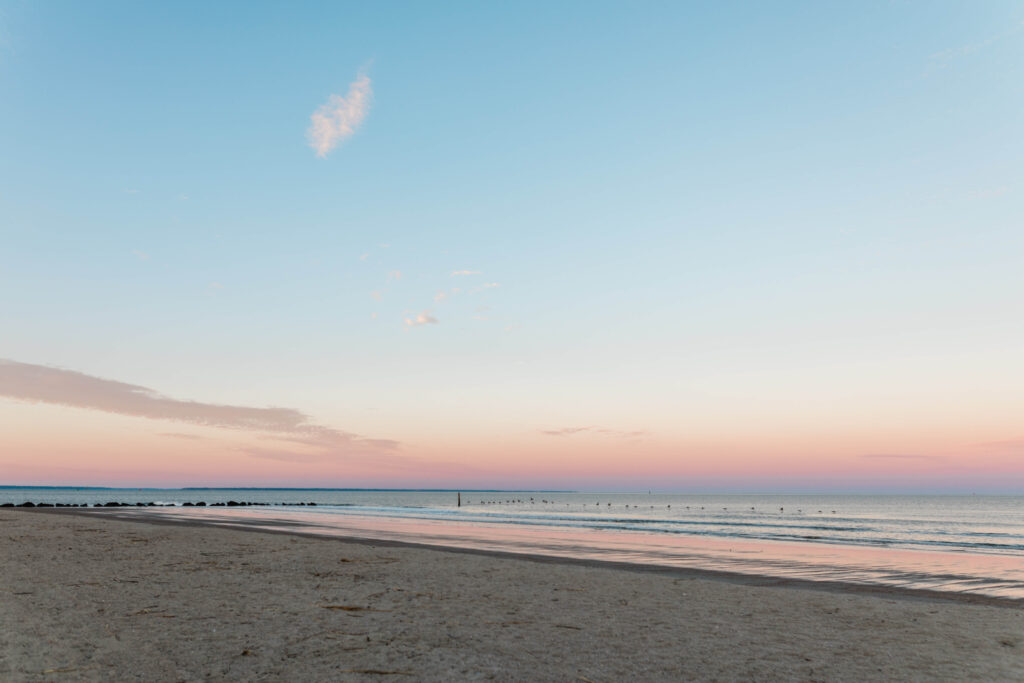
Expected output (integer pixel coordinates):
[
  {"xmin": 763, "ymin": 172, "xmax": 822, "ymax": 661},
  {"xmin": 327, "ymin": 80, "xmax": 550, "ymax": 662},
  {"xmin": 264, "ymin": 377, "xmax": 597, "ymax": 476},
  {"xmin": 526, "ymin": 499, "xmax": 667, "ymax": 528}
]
[{"xmin": 6, "ymin": 488, "xmax": 1023, "ymax": 599}]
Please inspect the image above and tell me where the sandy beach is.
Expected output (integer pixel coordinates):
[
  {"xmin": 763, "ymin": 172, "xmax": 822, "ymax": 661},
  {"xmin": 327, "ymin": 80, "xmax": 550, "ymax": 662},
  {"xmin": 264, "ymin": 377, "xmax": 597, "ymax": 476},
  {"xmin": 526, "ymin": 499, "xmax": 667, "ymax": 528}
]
[{"xmin": 2, "ymin": 510, "xmax": 1021, "ymax": 681}]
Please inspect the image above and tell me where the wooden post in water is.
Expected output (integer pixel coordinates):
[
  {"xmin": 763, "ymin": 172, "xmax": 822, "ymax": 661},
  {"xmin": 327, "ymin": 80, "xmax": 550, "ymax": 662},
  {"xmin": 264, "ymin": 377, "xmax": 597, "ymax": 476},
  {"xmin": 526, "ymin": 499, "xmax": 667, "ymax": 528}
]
[{"xmin": 457, "ymin": 491, "xmax": 461, "ymax": 507}]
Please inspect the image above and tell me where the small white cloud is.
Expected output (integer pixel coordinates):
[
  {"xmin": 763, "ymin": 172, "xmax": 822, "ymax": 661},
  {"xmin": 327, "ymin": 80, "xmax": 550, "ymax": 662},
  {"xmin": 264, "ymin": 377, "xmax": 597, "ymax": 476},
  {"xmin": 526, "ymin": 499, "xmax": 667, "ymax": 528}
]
[
  {"xmin": 434, "ymin": 291, "xmax": 448, "ymax": 302},
  {"xmin": 131, "ymin": 249, "xmax": 150, "ymax": 261},
  {"xmin": 483, "ymin": 282, "xmax": 500, "ymax": 288},
  {"xmin": 370, "ymin": 290, "xmax": 383, "ymax": 301},
  {"xmin": 308, "ymin": 72, "xmax": 373, "ymax": 158},
  {"xmin": 359, "ymin": 253, "xmax": 369, "ymax": 261},
  {"xmin": 404, "ymin": 311, "xmax": 438, "ymax": 328},
  {"xmin": 388, "ymin": 270, "xmax": 402, "ymax": 281},
  {"xmin": 451, "ymin": 270, "xmax": 481, "ymax": 276}
]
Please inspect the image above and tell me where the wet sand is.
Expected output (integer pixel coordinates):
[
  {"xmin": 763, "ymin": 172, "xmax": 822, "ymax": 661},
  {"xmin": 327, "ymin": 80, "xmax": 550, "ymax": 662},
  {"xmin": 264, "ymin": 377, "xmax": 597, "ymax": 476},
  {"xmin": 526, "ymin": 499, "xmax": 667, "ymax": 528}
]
[{"xmin": 2, "ymin": 510, "xmax": 1022, "ymax": 681}]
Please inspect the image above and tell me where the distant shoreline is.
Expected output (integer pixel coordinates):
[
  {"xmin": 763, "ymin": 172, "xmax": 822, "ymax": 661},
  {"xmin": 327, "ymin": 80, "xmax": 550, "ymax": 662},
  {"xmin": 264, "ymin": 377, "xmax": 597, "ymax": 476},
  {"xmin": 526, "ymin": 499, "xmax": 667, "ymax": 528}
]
[{"xmin": 0, "ymin": 486, "xmax": 575, "ymax": 492}]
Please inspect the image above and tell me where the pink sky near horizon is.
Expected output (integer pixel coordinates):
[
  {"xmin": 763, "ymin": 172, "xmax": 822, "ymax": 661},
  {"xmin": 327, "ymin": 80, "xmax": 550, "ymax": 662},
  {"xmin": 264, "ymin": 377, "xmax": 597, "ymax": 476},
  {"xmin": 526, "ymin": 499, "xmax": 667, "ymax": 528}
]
[{"xmin": 2, "ymin": 380, "xmax": 1021, "ymax": 492}]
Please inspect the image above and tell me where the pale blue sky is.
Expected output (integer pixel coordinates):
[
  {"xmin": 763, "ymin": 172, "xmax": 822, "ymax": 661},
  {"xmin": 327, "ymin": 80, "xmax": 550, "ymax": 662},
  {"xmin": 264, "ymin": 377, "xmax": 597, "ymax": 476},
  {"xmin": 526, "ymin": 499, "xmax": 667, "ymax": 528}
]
[{"xmin": 1, "ymin": 1, "xmax": 1022, "ymax": 490}]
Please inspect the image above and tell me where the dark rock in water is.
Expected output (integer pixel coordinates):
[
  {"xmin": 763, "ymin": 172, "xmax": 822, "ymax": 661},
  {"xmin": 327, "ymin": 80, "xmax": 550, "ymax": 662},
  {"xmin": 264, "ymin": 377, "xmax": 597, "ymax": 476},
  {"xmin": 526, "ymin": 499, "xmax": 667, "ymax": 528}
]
[
  {"xmin": 136, "ymin": 502, "xmax": 145, "ymax": 507},
  {"xmin": 297, "ymin": 502, "xmax": 306, "ymax": 506},
  {"xmin": 212, "ymin": 502, "xmax": 225, "ymax": 506},
  {"xmin": 308, "ymin": 502, "xmax": 317, "ymax": 506},
  {"xmin": 146, "ymin": 502, "xmax": 156, "ymax": 507},
  {"xmin": 196, "ymin": 502, "xmax": 206, "ymax": 506},
  {"xmin": 37, "ymin": 503, "xmax": 54, "ymax": 507},
  {"xmin": 94, "ymin": 503, "xmax": 103, "ymax": 507},
  {"xmin": 1, "ymin": 503, "xmax": 13, "ymax": 507},
  {"xmin": 104, "ymin": 502, "xmax": 121, "ymax": 507},
  {"xmin": 19, "ymin": 502, "xmax": 36, "ymax": 507},
  {"xmin": 226, "ymin": 500, "xmax": 240, "ymax": 506},
  {"xmin": 183, "ymin": 502, "xmax": 194, "ymax": 506}
]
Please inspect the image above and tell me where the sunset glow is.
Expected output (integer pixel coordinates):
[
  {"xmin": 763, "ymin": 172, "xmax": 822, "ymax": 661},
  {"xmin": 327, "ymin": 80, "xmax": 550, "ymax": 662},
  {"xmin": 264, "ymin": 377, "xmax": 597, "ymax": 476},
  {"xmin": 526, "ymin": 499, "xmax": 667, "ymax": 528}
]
[{"xmin": 1, "ymin": 2, "xmax": 1022, "ymax": 492}]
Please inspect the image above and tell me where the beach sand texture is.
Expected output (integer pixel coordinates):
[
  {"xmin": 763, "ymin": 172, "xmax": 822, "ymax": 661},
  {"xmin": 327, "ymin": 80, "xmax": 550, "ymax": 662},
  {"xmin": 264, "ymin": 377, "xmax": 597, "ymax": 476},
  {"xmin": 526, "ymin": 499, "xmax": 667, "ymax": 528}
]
[{"xmin": 1, "ymin": 510, "xmax": 1022, "ymax": 681}]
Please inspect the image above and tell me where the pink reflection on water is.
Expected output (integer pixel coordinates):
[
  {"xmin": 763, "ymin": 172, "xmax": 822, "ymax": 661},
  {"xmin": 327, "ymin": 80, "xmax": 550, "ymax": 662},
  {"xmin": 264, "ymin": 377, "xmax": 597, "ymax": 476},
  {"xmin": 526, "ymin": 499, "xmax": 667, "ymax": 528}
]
[{"xmin": 138, "ymin": 507, "xmax": 1024, "ymax": 599}]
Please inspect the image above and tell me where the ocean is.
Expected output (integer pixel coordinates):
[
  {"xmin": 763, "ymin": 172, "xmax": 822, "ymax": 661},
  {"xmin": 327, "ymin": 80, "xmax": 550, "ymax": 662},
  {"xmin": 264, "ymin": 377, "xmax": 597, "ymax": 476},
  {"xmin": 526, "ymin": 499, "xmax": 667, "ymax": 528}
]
[{"xmin": 5, "ymin": 488, "xmax": 1023, "ymax": 599}]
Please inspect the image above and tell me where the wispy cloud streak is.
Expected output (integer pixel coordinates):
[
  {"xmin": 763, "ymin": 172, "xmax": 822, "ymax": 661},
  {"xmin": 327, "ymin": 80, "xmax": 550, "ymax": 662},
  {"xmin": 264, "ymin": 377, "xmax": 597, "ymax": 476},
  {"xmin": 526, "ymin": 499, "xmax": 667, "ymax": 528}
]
[
  {"xmin": 858, "ymin": 453, "xmax": 946, "ymax": 462},
  {"xmin": 540, "ymin": 426, "xmax": 647, "ymax": 439},
  {"xmin": 0, "ymin": 359, "xmax": 397, "ymax": 457},
  {"xmin": 159, "ymin": 432, "xmax": 207, "ymax": 440},
  {"xmin": 973, "ymin": 438, "xmax": 1024, "ymax": 455},
  {"xmin": 308, "ymin": 72, "xmax": 372, "ymax": 158},
  {"xmin": 930, "ymin": 22, "xmax": 1024, "ymax": 63}
]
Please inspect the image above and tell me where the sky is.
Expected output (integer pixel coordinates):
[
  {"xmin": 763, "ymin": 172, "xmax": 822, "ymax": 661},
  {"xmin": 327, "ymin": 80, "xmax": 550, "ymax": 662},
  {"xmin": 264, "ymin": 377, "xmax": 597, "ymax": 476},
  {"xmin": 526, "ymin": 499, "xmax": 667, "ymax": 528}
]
[{"xmin": 1, "ymin": 1, "xmax": 1022, "ymax": 492}]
